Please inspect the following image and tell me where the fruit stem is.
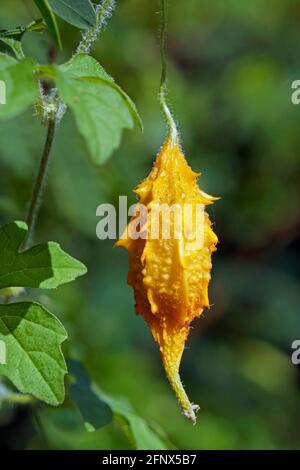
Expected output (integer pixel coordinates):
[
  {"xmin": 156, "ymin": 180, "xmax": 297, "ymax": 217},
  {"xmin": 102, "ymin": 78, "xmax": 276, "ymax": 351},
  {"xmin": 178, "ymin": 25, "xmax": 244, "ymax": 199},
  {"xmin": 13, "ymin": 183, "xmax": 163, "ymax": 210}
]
[
  {"xmin": 162, "ymin": 355, "xmax": 199, "ymax": 424},
  {"xmin": 159, "ymin": 0, "xmax": 179, "ymax": 144}
]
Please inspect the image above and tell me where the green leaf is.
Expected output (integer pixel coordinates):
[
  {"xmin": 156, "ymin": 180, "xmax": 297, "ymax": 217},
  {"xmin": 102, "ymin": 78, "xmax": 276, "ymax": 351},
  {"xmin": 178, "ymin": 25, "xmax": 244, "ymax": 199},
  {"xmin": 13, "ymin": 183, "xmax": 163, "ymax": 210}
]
[
  {"xmin": 54, "ymin": 53, "xmax": 142, "ymax": 164},
  {"xmin": 0, "ymin": 20, "xmax": 45, "ymax": 59},
  {"xmin": 0, "ymin": 52, "xmax": 18, "ymax": 72},
  {"xmin": 0, "ymin": 52, "xmax": 17, "ymax": 70},
  {"xmin": 0, "ymin": 54, "xmax": 39, "ymax": 119},
  {"xmin": 34, "ymin": 0, "xmax": 62, "ymax": 49},
  {"xmin": 68, "ymin": 360, "xmax": 113, "ymax": 431},
  {"xmin": 0, "ymin": 38, "xmax": 25, "ymax": 60},
  {"xmin": 0, "ymin": 221, "xmax": 87, "ymax": 289},
  {"xmin": 0, "ymin": 302, "xmax": 67, "ymax": 405},
  {"xmin": 48, "ymin": 0, "xmax": 96, "ymax": 29},
  {"xmin": 101, "ymin": 393, "xmax": 169, "ymax": 450},
  {"xmin": 68, "ymin": 360, "xmax": 168, "ymax": 449}
]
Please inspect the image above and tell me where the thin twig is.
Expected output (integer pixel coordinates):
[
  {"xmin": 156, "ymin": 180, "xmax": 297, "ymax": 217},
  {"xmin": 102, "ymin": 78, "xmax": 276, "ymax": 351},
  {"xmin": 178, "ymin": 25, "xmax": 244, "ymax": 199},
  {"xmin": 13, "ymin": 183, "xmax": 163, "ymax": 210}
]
[{"xmin": 24, "ymin": 119, "xmax": 56, "ymax": 249}]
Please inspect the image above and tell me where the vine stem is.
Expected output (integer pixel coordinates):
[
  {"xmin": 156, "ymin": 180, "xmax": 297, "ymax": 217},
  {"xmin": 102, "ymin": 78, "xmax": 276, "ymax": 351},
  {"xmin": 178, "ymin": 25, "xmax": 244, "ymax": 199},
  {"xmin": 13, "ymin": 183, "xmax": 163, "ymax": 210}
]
[
  {"xmin": 24, "ymin": 1, "xmax": 116, "ymax": 249},
  {"xmin": 159, "ymin": 0, "xmax": 178, "ymax": 144},
  {"xmin": 76, "ymin": 0, "xmax": 116, "ymax": 55},
  {"xmin": 24, "ymin": 119, "xmax": 56, "ymax": 249}
]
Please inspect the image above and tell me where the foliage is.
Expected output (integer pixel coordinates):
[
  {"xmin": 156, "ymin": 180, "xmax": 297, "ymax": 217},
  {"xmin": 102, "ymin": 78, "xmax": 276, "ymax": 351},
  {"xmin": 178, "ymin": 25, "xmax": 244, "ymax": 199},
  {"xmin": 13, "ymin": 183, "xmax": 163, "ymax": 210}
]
[
  {"xmin": 0, "ymin": 221, "xmax": 86, "ymax": 289},
  {"xmin": 54, "ymin": 54, "xmax": 142, "ymax": 163},
  {"xmin": 0, "ymin": 0, "xmax": 164, "ymax": 452},
  {"xmin": 48, "ymin": 0, "xmax": 96, "ymax": 30},
  {"xmin": 34, "ymin": 0, "xmax": 61, "ymax": 48},
  {"xmin": 0, "ymin": 219, "xmax": 85, "ymax": 403},
  {"xmin": 68, "ymin": 360, "xmax": 169, "ymax": 449},
  {"xmin": 0, "ymin": 55, "xmax": 38, "ymax": 118},
  {"xmin": 0, "ymin": 302, "xmax": 67, "ymax": 405}
]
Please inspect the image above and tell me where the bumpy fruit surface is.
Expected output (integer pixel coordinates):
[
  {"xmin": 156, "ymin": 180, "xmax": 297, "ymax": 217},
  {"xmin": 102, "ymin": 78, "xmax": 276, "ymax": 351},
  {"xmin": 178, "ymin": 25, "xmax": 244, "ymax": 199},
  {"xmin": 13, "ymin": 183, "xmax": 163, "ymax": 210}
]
[{"xmin": 117, "ymin": 136, "xmax": 218, "ymax": 423}]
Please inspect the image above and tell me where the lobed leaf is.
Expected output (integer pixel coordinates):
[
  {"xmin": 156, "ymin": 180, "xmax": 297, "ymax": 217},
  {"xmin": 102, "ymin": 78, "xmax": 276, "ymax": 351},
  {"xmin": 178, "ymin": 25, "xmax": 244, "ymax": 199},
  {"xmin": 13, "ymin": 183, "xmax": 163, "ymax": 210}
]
[
  {"xmin": 54, "ymin": 53, "xmax": 142, "ymax": 164},
  {"xmin": 0, "ymin": 302, "xmax": 67, "ymax": 405},
  {"xmin": 0, "ymin": 54, "xmax": 39, "ymax": 118},
  {"xmin": 0, "ymin": 221, "xmax": 87, "ymax": 290}
]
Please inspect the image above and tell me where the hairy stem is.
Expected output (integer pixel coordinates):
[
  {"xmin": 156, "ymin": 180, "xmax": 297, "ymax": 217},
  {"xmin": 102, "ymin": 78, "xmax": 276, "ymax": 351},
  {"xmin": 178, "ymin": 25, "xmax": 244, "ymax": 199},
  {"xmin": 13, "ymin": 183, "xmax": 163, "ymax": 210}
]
[
  {"xmin": 24, "ymin": 119, "xmax": 56, "ymax": 249},
  {"xmin": 76, "ymin": 0, "xmax": 116, "ymax": 55},
  {"xmin": 163, "ymin": 358, "xmax": 199, "ymax": 425},
  {"xmin": 159, "ymin": 0, "xmax": 178, "ymax": 143}
]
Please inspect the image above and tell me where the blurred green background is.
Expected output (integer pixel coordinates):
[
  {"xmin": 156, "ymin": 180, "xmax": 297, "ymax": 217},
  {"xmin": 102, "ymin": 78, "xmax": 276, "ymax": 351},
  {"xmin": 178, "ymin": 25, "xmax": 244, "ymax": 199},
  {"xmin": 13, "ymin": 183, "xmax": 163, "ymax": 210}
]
[{"xmin": 1, "ymin": 0, "xmax": 300, "ymax": 450}]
